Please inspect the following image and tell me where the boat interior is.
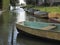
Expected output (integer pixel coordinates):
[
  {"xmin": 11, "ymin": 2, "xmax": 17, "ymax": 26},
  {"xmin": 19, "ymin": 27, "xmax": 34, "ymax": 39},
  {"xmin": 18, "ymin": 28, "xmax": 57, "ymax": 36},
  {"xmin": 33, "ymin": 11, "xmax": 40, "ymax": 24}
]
[{"xmin": 18, "ymin": 21, "xmax": 60, "ymax": 31}]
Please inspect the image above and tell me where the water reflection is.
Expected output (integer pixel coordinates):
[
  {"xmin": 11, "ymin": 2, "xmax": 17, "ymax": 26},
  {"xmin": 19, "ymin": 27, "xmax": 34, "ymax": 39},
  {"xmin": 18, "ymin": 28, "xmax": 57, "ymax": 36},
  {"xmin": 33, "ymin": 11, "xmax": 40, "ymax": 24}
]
[
  {"xmin": 10, "ymin": 6, "xmax": 50, "ymax": 23},
  {"xmin": 16, "ymin": 33, "xmax": 60, "ymax": 45},
  {"xmin": 0, "ymin": 11, "xmax": 13, "ymax": 45},
  {"xmin": 12, "ymin": 7, "xmax": 26, "ymax": 23},
  {"xmin": 16, "ymin": 7, "xmax": 26, "ymax": 23}
]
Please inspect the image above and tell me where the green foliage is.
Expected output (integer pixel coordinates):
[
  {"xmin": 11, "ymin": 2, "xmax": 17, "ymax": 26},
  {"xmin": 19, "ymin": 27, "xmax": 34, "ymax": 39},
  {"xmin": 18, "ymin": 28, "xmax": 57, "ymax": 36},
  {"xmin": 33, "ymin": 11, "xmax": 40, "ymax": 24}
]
[
  {"xmin": 10, "ymin": 0, "xmax": 19, "ymax": 6},
  {"xmin": 26, "ymin": 0, "xmax": 37, "ymax": 5}
]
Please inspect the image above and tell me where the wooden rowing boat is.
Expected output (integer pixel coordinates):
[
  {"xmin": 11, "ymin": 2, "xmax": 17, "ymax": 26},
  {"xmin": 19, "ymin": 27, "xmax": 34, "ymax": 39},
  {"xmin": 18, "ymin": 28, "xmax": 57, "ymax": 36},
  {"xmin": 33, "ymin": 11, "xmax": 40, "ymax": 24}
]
[
  {"xmin": 24, "ymin": 8, "xmax": 48, "ymax": 18},
  {"xmin": 16, "ymin": 21, "xmax": 60, "ymax": 40},
  {"xmin": 49, "ymin": 18, "xmax": 60, "ymax": 23},
  {"xmin": 34, "ymin": 11, "xmax": 48, "ymax": 18}
]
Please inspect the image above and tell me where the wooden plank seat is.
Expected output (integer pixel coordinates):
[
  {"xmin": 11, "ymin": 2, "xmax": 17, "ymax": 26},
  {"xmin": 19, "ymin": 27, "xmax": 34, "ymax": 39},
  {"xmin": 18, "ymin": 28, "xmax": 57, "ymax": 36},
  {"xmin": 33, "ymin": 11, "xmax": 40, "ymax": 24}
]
[{"xmin": 40, "ymin": 25, "xmax": 56, "ymax": 30}]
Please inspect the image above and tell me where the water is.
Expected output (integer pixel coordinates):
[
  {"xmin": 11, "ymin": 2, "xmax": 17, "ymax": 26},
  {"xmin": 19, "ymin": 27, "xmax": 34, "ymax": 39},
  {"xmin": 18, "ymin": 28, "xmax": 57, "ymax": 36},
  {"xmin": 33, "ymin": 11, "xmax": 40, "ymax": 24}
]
[
  {"xmin": 0, "ymin": 7, "xmax": 60, "ymax": 45},
  {"xmin": 16, "ymin": 33, "xmax": 60, "ymax": 45}
]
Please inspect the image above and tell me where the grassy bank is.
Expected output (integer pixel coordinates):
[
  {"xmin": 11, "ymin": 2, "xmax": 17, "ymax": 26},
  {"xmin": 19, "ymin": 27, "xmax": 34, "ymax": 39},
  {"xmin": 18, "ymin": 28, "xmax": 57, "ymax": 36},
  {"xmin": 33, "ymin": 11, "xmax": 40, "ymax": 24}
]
[
  {"xmin": 25, "ymin": 5, "xmax": 60, "ymax": 13},
  {"xmin": 34, "ymin": 6, "xmax": 60, "ymax": 13}
]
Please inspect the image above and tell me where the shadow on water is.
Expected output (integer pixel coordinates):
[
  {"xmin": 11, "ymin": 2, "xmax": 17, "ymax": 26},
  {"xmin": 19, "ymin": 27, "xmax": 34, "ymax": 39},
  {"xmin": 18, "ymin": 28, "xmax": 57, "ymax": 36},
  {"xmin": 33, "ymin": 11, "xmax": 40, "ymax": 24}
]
[{"xmin": 16, "ymin": 30, "xmax": 60, "ymax": 45}]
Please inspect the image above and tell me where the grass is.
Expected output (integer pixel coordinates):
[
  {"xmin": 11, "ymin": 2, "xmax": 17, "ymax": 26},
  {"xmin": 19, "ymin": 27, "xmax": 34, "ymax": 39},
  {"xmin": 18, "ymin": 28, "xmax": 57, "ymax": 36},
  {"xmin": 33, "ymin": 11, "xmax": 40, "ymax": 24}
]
[
  {"xmin": 34, "ymin": 6, "xmax": 60, "ymax": 13},
  {"xmin": 25, "ymin": 5, "xmax": 60, "ymax": 13}
]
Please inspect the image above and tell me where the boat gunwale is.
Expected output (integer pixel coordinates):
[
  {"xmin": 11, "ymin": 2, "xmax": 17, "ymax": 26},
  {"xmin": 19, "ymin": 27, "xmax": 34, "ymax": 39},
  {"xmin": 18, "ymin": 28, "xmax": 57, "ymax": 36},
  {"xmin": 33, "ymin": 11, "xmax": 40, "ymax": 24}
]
[{"xmin": 49, "ymin": 18, "xmax": 60, "ymax": 23}]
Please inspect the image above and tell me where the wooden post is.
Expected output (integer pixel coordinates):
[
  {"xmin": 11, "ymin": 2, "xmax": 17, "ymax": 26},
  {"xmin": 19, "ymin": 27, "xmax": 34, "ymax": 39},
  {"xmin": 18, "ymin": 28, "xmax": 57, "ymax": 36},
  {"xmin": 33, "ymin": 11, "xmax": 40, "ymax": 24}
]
[{"xmin": 2, "ymin": 0, "xmax": 10, "ymax": 10}]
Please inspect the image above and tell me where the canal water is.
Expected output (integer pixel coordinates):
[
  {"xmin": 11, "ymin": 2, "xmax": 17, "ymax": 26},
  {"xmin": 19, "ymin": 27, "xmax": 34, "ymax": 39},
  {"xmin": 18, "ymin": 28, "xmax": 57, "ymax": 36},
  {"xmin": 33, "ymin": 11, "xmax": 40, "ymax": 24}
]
[{"xmin": 0, "ymin": 7, "xmax": 60, "ymax": 45}]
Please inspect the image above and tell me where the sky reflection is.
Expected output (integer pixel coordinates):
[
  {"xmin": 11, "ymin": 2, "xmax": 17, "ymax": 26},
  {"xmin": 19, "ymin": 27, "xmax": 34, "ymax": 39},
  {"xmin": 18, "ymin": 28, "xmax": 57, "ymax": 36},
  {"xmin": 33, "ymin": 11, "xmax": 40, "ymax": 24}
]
[{"xmin": 16, "ymin": 7, "xmax": 26, "ymax": 23}]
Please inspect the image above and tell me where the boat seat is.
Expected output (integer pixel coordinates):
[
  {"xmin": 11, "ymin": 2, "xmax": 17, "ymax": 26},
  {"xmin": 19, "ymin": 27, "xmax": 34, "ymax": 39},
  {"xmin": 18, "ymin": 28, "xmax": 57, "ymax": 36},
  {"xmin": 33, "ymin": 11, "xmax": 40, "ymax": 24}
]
[{"xmin": 40, "ymin": 25, "xmax": 56, "ymax": 30}]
